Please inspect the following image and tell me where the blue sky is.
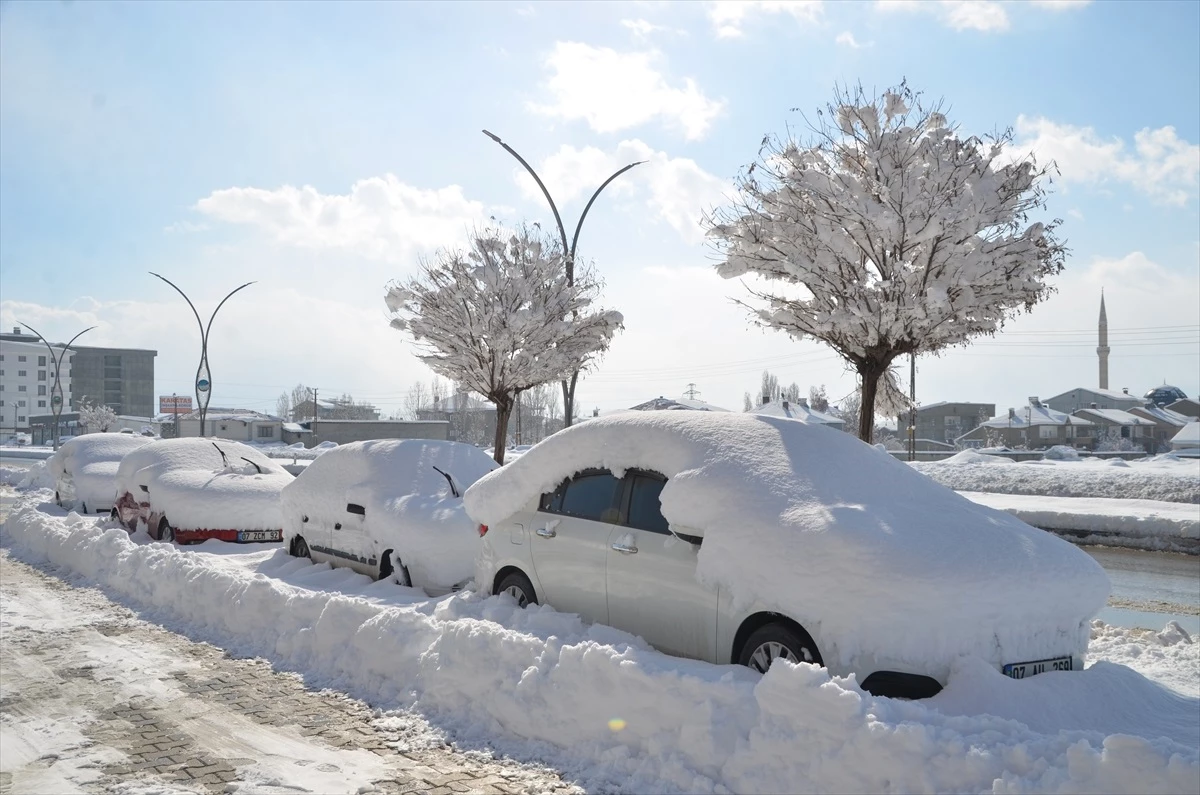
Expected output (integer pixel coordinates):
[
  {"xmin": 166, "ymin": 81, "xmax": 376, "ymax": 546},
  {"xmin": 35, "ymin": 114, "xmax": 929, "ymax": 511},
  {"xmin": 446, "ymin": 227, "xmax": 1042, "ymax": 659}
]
[{"xmin": 2, "ymin": 0, "xmax": 1197, "ymax": 420}]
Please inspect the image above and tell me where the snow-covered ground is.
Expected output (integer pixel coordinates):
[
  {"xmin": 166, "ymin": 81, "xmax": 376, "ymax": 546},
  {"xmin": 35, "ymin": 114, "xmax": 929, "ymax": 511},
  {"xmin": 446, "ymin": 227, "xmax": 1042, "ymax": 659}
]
[
  {"xmin": 912, "ymin": 452, "xmax": 1200, "ymax": 504},
  {"xmin": 2, "ymin": 492, "xmax": 1197, "ymax": 795}
]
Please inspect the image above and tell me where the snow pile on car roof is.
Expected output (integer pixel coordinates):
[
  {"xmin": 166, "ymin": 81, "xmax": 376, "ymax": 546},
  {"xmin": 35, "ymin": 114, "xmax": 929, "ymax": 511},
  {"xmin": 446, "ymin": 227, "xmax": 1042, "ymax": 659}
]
[
  {"xmin": 115, "ymin": 438, "xmax": 292, "ymax": 531},
  {"xmin": 282, "ymin": 440, "xmax": 496, "ymax": 587},
  {"xmin": 3, "ymin": 502, "xmax": 1195, "ymax": 795},
  {"xmin": 47, "ymin": 433, "xmax": 153, "ymax": 508},
  {"xmin": 465, "ymin": 411, "xmax": 1110, "ymax": 679}
]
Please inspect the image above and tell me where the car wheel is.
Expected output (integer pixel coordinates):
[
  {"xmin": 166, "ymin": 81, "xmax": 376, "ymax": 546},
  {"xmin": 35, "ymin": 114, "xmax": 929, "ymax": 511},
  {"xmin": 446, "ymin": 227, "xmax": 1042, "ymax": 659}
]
[
  {"xmin": 496, "ymin": 571, "xmax": 538, "ymax": 608},
  {"xmin": 81, "ymin": 502, "xmax": 89, "ymax": 514},
  {"xmin": 158, "ymin": 518, "xmax": 175, "ymax": 544},
  {"xmin": 110, "ymin": 507, "xmax": 119, "ymax": 522},
  {"xmin": 377, "ymin": 550, "xmax": 411, "ymax": 587},
  {"xmin": 738, "ymin": 623, "xmax": 822, "ymax": 674},
  {"xmin": 55, "ymin": 491, "xmax": 62, "ymax": 507},
  {"xmin": 290, "ymin": 536, "xmax": 311, "ymax": 559}
]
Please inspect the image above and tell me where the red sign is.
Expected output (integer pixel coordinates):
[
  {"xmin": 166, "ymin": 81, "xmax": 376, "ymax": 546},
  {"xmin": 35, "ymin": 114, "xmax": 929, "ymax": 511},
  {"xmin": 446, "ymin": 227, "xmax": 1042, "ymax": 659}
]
[{"xmin": 159, "ymin": 395, "xmax": 193, "ymax": 413}]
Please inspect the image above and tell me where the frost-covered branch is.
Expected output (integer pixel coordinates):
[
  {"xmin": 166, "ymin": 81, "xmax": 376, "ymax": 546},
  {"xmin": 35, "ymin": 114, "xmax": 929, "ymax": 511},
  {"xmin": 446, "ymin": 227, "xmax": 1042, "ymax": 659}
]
[
  {"xmin": 707, "ymin": 81, "xmax": 1065, "ymax": 441},
  {"xmin": 385, "ymin": 226, "xmax": 623, "ymax": 463}
]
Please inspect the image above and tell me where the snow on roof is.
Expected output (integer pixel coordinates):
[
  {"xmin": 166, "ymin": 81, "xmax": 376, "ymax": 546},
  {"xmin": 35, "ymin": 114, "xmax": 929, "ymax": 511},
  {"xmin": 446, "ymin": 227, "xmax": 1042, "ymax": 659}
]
[
  {"xmin": 1129, "ymin": 405, "xmax": 1189, "ymax": 426},
  {"xmin": 749, "ymin": 398, "xmax": 844, "ymax": 425},
  {"xmin": 464, "ymin": 411, "xmax": 1109, "ymax": 679},
  {"xmin": 628, "ymin": 396, "xmax": 731, "ymax": 412},
  {"xmin": 1047, "ymin": 387, "xmax": 1140, "ymax": 403},
  {"xmin": 178, "ymin": 408, "xmax": 283, "ymax": 422},
  {"xmin": 1169, "ymin": 397, "xmax": 1200, "ymax": 411},
  {"xmin": 976, "ymin": 404, "xmax": 1094, "ymax": 429},
  {"xmin": 281, "ymin": 422, "xmax": 310, "ymax": 433},
  {"xmin": 282, "ymin": 440, "xmax": 497, "ymax": 588},
  {"xmin": 1074, "ymin": 408, "xmax": 1157, "ymax": 426},
  {"xmin": 1172, "ymin": 422, "xmax": 1200, "ymax": 446},
  {"xmin": 115, "ymin": 438, "xmax": 292, "ymax": 531}
]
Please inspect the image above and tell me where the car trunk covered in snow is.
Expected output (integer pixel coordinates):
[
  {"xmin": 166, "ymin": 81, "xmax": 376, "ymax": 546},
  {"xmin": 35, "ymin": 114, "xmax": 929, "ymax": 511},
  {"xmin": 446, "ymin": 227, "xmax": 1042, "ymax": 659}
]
[
  {"xmin": 47, "ymin": 433, "xmax": 153, "ymax": 511},
  {"xmin": 465, "ymin": 411, "xmax": 1111, "ymax": 681},
  {"xmin": 281, "ymin": 439, "xmax": 497, "ymax": 588},
  {"xmin": 114, "ymin": 438, "xmax": 292, "ymax": 532}
]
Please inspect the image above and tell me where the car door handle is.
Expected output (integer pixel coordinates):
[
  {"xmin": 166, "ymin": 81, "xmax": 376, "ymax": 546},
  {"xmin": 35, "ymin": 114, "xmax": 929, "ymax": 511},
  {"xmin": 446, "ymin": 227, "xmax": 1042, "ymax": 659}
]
[
  {"xmin": 611, "ymin": 542, "xmax": 638, "ymax": 554},
  {"xmin": 535, "ymin": 527, "xmax": 556, "ymax": 538}
]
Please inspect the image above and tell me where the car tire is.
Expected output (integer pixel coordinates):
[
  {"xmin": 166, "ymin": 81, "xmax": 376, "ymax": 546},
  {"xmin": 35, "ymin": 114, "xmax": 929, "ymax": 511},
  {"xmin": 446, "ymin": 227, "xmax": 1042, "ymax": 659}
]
[
  {"xmin": 158, "ymin": 518, "xmax": 175, "ymax": 544},
  {"xmin": 378, "ymin": 550, "xmax": 411, "ymax": 587},
  {"xmin": 110, "ymin": 507, "xmax": 119, "ymax": 522},
  {"xmin": 55, "ymin": 491, "xmax": 62, "ymax": 507},
  {"xmin": 290, "ymin": 536, "xmax": 311, "ymax": 559},
  {"xmin": 496, "ymin": 571, "xmax": 538, "ymax": 608},
  {"xmin": 738, "ymin": 623, "xmax": 822, "ymax": 674},
  {"xmin": 80, "ymin": 502, "xmax": 89, "ymax": 514}
]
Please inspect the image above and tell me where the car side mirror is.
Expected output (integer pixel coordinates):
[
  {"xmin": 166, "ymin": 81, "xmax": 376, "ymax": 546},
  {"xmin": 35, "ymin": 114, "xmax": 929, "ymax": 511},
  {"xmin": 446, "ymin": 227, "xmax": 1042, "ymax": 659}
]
[
  {"xmin": 346, "ymin": 503, "xmax": 365, "ymax": 516},
  {"xmin": 139, "ymin": 485, "xmax": 149, "ymax": 493}
]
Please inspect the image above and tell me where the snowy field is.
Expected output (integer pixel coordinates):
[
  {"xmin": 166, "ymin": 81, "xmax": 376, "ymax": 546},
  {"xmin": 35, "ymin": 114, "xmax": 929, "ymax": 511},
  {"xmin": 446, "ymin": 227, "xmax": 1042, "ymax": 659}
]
[
  {"xmin": 912, "ymin": 452, "xmax": 1200, "ymax": 504},
  {"xmin": 2, "ymin": 491, "xmax": 1197, "ymax": 795}
]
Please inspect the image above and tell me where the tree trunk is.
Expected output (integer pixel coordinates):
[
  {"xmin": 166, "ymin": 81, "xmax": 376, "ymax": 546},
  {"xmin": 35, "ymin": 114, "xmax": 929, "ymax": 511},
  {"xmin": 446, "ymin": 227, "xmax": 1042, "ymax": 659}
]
[
  {"xmin": 562, "ymin": 369, "xmax": 579, "ymax": 428},
  {"xmin": 492, "ymin": 397, "xmax": 513, "ymax": 465},
  {"xmin": 857, "ymin": 359, "xmax": 887, "ymax": 443}
]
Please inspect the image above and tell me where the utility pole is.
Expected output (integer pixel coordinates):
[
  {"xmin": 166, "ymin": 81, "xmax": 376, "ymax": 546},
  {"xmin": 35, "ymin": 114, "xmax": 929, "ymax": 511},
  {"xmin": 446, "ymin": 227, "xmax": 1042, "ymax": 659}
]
[
  {"xmin": 908, "ymin": 353, "xmax": 916, "ymax": 462},
  {"xmin": 684, "ymin": 383, "xmax": 701, "ymax": 400},
  {"xmin": 482, "ymin": 129, "xmax": 644, "ymax": 428}
]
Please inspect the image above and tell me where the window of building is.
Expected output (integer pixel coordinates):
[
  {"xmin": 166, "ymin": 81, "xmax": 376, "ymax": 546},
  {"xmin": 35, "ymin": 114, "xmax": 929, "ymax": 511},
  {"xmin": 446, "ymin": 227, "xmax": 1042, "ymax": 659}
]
[
  {"xmin": 37, "ymin": 385, "xmax": 46, "ymax": 396},
  {"xmin": 18, "ymin": 385, "xmax": 26, "ymax": 392},
  {"xmin": 0, "ymin": 369, "xmax": 4, "ymax": 376},
  {"xmin": 37, "ymin": 400, "xmax": 46, "ymax": 408},
  {"xmin": 1039, "ymin": 425, "xmax": 1056, "ymax": 439},
  {"xmin": 256, "ymin": 425, "xmax": 275, "ymax": 438},
  {"xmin": 0, "ymin": 400, "xmax": 4, "ymax": 406},
  {"xmin": 38, "ymin": 356, "xmax": 46, "ymax": 366},
  {"xmin": 18, "ymin": 370, "xmax": 26, "ymax": 377},
  {"xmin": 17, "ymin": 415, "xmax": 25, "ymax": 422},
  {"xmin": 38, "ymin": 370, "xmax": 46, "ymax": 381},
  {"xmin": 17, "ymin": 355, "xmax": 26, "ymax": 362},
  {"xmin": 18, "ymin": 400, "xmax": 25, "ymax": 407}
]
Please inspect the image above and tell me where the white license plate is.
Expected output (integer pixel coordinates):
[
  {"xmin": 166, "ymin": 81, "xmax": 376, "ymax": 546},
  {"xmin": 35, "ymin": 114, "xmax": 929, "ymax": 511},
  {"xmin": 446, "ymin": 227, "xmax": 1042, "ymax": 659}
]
[
  {"xmin": 239, "ymin": 530, "xmax": 281, "ymax": 542},
  {"xmin": 1003, "ymin": 656, "xmax": 1073, "ymax": 679}
]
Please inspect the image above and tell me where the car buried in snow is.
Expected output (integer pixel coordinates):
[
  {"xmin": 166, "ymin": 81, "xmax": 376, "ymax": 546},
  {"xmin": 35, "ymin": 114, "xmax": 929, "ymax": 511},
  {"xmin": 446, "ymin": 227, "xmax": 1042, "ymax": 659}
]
[
  {"xmin": 281, "ymin": 439, "xmax": 498, "ymax": 594},
  {"xmin": 112, "ymin": 438, "xmax": 293, "ymax": 544},
  {"xmin": 466, "ymin": 411, "xmax": 1111, "ymax": 699},
  {"xmin": 47, "ymin": 432, "xmax": 153, "ymax": 514}
]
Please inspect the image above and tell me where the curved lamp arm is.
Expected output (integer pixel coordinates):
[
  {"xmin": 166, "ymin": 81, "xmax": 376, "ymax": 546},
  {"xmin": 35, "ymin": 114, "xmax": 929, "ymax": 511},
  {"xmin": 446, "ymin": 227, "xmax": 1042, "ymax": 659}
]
[
  {"xmin": 149, "ymin": 272, "xmax": 205, "ymax": 341},
  {"xmin": 482, "ymin": 129, "xmax": 570, "ymax": 258},
  {"xmin": 205, "ymin": 281, "xmax": 256, "ymax": 342}
]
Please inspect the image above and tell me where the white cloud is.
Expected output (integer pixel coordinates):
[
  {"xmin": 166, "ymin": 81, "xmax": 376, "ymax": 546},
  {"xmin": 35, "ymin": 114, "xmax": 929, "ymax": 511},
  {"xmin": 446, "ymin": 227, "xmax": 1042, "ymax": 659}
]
[
  {"xmin": 513, "ymin": 140, "xmax": 732, "ymax": 245},
  {"xmin": 876, "ymin": 0, "xmax": 1009, "ymax": 32},
  {"xmin": 1029, "ymin": 0, "xmax": 1092, "ymax": 8},
  {"xmin": 1014, "ymin": 116, "xmax": 1200, "ymax": 205},
  {"xmin": 163, "ymin": 221, "xmax": 209, "ymax": 234},
  {"xmin": 193, "ymin": 176, "xmax": 495, "ymax": 260},
  {"xmin": 835, "ymin": 31, "xmax": 872, "ymax": 48},
  {"xmin": 530, "ymin": 42, "xmax": 724, "ymax": 140},
  {"xmin": 708, "ymin": 1, "xmax": 824, "ymax": 39}
]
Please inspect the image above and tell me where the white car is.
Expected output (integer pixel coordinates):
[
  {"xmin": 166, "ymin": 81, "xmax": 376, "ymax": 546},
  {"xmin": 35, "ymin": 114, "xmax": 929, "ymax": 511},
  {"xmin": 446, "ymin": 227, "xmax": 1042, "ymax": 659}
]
[
  {"xmin": 466, "ymin": 411, "xmax": 1110, "ymax": 699},
  {"xmin": 47, "ymin": 433, "xmax": 153, "ymax": 513},
  {"xmin": 113, "ymin": 438, "xmax": 293, "ymax": 544},
  {"xmin": 281, "ymin": 439, "xmax": 497, "ymax": 592}
]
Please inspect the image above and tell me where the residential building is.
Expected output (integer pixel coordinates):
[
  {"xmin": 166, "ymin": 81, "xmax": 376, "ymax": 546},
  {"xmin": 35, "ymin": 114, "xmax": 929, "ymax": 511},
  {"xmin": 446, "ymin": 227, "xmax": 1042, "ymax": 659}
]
[
  {"xmin": 0, "ymin": 328, "xmax": 73, "ymax": 435},
  {"xmin": 291, "ymin": 397, "xmax": 380, "ymax": 421},
  {"xmin": 281, "ymin": 419, "xmax": 449, "ymax": 446},
  {"xmin": 70, "ymin": 344, "xmax": 157, "ymax": 417},
  {"xmin": 1127, "ymin": 403, "xmax": 1190, "ymax": 454},
  {"xmin": 1167, "ymin": 398, "xmax": 1200, "ymax": 419},
  {"xmin": 175, "ymin": 409, "xmax": 284, "ymax": 442},
  {"xmin": 897, "ymin": 401, "xmax": 995, "ymax": 445},
  {"xmin": 629, "ymin": 395, "xmax": 731, "ymax": 412},
  {"xmin": 1044, "ymin": 387, "xmax": 1141, "ymax": 415},
  {"xmin": 1072, "ymin": 407, "xmax": 1157, "ymax": 450},
  {"xmin": 955, "ymin": 398, "xmax": 1096, "ymax": 449},
  {"xmin": 751, "ymin": 397, "xmax": 845, "ymax": 429},
  {"xmin": 1170, "ymin": 422, "xmax": 1199, "ymax": 453}
]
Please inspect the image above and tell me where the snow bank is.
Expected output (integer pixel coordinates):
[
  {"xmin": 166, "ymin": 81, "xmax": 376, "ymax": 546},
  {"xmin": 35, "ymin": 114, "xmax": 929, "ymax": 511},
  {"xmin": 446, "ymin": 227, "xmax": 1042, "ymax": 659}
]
[
  {"xmin": 960, "ymin": 492, "xmax": 1200, "ymax": 553},
  {"xmin": 281, "ymin": 440, "xmax": 497, "ymax": 589},
  {"xmin": 1089, "ymin": 620, "xmax": 1199, "ymax": 697},
  {"xmin": 914, "ymin": 455, "xmax": 1200, "ymax": 503},
  {"xmin": 2, "ymin": 501, "xmax": 1196, "ymax": 795},
  {"xmin": 46, "ymin": 433, "xmax": 153, "ymax": 510},
  {"xmin": 941, "ymin": 448, "xmax": 1017, "ymax": 465},
  {"xmin": 114, "ymin": 438, "xmax": 293, "ymax": 531},
  {"xmin": 466, "ymin": 412, "xmax": 1109, "ymax": 682}
]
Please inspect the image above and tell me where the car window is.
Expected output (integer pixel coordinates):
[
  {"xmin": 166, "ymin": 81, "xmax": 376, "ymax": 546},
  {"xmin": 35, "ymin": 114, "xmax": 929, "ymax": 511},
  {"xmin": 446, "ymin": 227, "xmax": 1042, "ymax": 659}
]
[
  {"xmin": 626, "ymin": 473, "xmax": 670, "ymax": 534},
  {"xmin": 546, "ymin": 471, "xmax": 622, "ymax": 523}
]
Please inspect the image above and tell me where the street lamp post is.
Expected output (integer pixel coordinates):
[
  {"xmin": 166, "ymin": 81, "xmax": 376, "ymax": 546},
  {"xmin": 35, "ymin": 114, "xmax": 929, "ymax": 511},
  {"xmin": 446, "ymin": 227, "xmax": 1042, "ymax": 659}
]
[
  {"xmin": 482, "ymin": 129, "xmax": 644, "ymax": 427},
  {"xmin": 18, "ymin": 322, "xmax": 96, "ymax": 451},
  {"xmin": 150, "ymin": 273, "xmax": 255, "ymax": 438}
]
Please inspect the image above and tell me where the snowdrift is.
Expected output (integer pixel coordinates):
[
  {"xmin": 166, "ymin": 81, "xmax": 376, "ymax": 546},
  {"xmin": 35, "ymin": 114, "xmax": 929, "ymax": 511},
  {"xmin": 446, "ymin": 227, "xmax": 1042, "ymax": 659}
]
[
  {"xmin": 1, "ymin": 499, "xmax": 1196, "ymax": 795},
  {"xmin": 465, "ymin": 412, "xmax": 1110, "ymax": 680}
]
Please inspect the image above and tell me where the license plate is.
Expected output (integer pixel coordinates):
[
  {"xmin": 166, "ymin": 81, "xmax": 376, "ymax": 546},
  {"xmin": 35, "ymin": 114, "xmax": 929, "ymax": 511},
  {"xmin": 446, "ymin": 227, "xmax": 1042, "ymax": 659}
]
[
  {"xmin": 238, "ymin": 530, "xmax": 281, "ymax": 542},
  {"xmin": 1003, "ymin": 656, "xmax": 1073, "ymax": 679}
]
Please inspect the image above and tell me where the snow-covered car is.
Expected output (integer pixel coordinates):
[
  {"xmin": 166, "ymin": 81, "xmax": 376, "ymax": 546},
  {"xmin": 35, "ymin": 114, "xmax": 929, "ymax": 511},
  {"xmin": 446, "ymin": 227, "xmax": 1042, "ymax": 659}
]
[
  {"xmin": 467, "ymin": 411, "xmax": 1111, "ymax": 698},
  {"xmin": 281, "ymin": 439, "xmax": 497, "ymax": 593},
  {"xmin": 47, "ymin": 433, "xmax": 153, "ymax": 513},
  {"xmin": 112, "ymin": 438, "xmax": 293, "ymax": 544}
]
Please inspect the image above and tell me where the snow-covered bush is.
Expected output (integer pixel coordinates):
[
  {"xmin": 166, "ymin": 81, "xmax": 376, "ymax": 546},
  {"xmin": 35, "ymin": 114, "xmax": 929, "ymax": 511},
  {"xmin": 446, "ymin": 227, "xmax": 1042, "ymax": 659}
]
[
  {"xmin": 385, "ymin": 226, "xmax": 622, "ymax": 463},
  {"xmin": 1043, "ymin": 445, "xmax": 1082, "ymax": 461},
  {"xmin": 77, "ymin": 399, "xmax": 119, "ymax": 433},
  {"xmin": 707, "ymin": 81, "xmax": 1064, "ymax": 441},
  {"xmin": 1096, "ymin": 428, "xmax": 1145, "ymax": 453}
]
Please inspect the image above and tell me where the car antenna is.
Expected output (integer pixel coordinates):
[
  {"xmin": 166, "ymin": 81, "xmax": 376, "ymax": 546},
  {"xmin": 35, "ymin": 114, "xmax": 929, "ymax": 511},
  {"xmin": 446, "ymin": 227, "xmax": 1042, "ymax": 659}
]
[
  {"xmin": 431, "ymin": 466, "xmax": 460, "ymax": 498},
  {"xmin": 212, "ymin": 442, "xmax": 229, "ymax": 468},
  {"xmin": 240, "ymin": 456, "xmax": 264, "ymax": 474}
]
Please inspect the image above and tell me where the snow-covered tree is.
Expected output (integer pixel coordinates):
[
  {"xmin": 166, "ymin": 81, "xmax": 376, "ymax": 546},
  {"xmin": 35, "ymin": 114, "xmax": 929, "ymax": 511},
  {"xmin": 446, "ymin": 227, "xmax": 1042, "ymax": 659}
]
[
  {"xmin": 78, "ymin": 400, "xmax": 118, "ymax": 433},
  {"xmin": 385, "ymin": 226, "xmax": 623, "ymax": 463},
  {"xmin": 404, "ymin": 381, "xmax": 431, "ymax": 420},
  {"xmin": 1095, "ymin": 428, "xmax": 1144, "ymax": 453},
  {"xmin": 808, "ymin": 384, "xmax": 829, "ymax": 413},
  {"xmin": 275, "ymin": 392, "xmax": 291, "ymax": 419},
  {"xmin": 707, "ymin": 81, "xmax": 1065, "ymax": 441}
]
